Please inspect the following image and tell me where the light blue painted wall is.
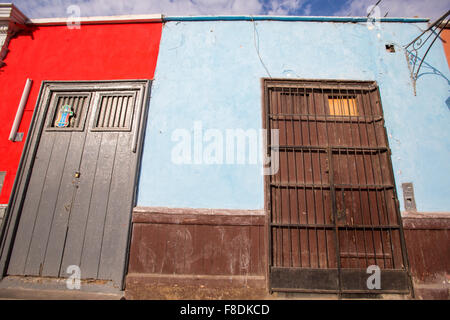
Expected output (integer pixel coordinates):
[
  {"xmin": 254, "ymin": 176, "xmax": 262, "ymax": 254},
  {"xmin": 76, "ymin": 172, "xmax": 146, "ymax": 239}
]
[{"xmin": 137, "ymin": 20, "xmax": 450, "ymax": 211}]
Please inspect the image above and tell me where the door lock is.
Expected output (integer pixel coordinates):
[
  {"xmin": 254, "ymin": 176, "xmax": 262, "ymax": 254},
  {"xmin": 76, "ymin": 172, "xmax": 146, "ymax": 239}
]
[{"xmin": 74, "ymin": 171, "xmax": 80, "ymax": 178}]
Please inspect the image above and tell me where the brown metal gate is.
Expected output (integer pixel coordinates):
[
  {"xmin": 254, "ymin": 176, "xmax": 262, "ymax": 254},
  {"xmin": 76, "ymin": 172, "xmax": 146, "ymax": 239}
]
[{"xmin": 263, "ymin": 79, "xmax": 411, "ymax": 295}]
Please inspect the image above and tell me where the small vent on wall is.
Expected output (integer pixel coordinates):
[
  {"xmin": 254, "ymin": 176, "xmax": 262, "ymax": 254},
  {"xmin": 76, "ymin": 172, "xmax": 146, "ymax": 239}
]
[
  {"xmin": 402, "ymin": 182, "xmax": 417, "ymax": 212},
  {"xmin": 385, "ymin": 44, "xmax": 395, "ymax": 53},
  {"xmin": 93, "ymin": 93, "xmax": 136, "ymax": 131}
]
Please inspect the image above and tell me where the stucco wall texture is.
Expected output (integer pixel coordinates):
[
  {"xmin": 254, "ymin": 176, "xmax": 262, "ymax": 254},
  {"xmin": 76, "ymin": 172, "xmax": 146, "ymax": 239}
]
[{"xmin": 137, "ymin": 20, "xmax": 450, "ymax": 212}]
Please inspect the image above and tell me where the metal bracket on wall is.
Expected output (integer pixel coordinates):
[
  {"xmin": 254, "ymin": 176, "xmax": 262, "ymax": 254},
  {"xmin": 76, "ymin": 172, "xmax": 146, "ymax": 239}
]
[
  {"xmin": 402, "ymin": 182, "xmax": 417, "ymax": 212},
  {"xmin": 0, "ymin": 172, "xmax": 5, "ymax": 196},
  {"xmin": 13, "ymin": 132, "xmax": 24, "ymax": 142},
  {"xmin": 404, "ymin": 10, "xmax": 450, "ymax": 95}
]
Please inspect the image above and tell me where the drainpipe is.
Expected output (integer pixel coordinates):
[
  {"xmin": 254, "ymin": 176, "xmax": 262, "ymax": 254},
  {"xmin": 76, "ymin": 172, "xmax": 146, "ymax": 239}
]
[{"xmin": 9, "ymin": 78, "xmax": 32, "ymax": 142}]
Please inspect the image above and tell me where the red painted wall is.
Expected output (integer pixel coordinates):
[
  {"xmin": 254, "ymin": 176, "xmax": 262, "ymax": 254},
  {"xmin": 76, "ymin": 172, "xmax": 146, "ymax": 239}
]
[{"xmin": 0, "ymin": 22, "xmax": 162, "ymax": 204}]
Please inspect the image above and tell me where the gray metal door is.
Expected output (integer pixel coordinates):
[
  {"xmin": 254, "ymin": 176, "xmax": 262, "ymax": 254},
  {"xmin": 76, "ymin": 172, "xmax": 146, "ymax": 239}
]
[{"xmin": 3, "ymin": 81, "xmax": 149, "ymax": 288}]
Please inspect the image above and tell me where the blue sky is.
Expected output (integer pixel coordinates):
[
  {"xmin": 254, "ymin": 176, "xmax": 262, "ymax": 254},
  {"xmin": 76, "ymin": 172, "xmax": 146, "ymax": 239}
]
[{"xmin": 3, "ymin": 0, "xmax": 449, "ymax": 19}]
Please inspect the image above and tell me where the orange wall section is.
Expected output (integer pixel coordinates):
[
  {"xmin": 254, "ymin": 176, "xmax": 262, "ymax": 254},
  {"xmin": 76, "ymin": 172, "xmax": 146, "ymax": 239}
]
[
  {"xmin": 0, "ymin": 22, "xmax": 162, "ymax": 203},
  {"xmin": 442, "ymin": 28, "xmax": 450, "ymax": 68}
]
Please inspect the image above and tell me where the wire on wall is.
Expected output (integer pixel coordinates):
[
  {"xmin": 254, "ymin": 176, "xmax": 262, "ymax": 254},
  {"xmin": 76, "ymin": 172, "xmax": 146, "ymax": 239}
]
[{"xmin": 251, "ymin": 16, "xmax": 272, "ymax": 78}]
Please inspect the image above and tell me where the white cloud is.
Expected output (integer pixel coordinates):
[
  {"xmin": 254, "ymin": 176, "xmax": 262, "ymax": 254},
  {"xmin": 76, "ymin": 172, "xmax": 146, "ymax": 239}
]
[
  {"xmin": 302, "ymin": 3, "xmax": 312, "ymax": 16},
  {"xmin": 9, "ymin": 0, "xmax": 262, "ymax": 18},
  {"xmin": 8, "ymin": 0, "xmax": 314, "ymax": 18},
  {"xmin": 9, "ymin": 0, "xmax": 447, "ymax": 19},
  {"xmin": 265, "ymin": 0, "xmax": 308, "ymax": 15},
  {"xmin": 336, "ymin": 0, "xmax": 450, "ymax": 20}
]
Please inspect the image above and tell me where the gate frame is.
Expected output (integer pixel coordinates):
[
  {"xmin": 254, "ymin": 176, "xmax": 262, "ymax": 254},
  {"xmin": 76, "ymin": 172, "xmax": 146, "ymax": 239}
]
[
  {"xmin": 0, "ymin": 80, "xmax": 152, "ymax": 290},
  {"xmin": 261, "ymin": 78, "xmax": 413, "ymax": 297}
]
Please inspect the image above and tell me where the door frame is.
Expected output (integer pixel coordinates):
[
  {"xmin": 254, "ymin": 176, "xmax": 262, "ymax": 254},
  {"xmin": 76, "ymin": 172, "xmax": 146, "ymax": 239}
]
[
  {"xmin": 0, "ymin": 80, "xmax": 152, "ymax": 290},
  {"xmin": 261, "ymin": 78, "xmax": 413, "ymax": 296}
]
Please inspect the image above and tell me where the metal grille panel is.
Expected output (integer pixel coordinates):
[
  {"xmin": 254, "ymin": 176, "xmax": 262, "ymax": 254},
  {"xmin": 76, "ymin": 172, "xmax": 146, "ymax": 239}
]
[
  {"xmin": 93, "ymin": 93, "xmax": 136, "ymax": 131},
  {"xmin": 47, "ymin": 94, "xmax": 90, "ymax": 131}
]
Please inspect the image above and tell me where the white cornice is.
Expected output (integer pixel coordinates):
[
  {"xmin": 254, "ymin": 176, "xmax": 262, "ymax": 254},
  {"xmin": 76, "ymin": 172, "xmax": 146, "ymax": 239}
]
[
  {"xmin": 29, "ymin": 14, "xmax": 163, "ymax": 25},
  {"xmin": 0, "ymin": 3, "xmax": 29, "ymax": 66},
  {"xmin": 0, "ymin": 3, "xmax": 29, "ymax": 24}
]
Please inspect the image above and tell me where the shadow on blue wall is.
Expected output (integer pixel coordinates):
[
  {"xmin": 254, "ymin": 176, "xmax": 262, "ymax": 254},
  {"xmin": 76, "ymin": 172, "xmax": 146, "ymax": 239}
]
[
  {"xmin": 415, "ymin": 56, "xmax": 450, "ymax": 86},
  {"xmin": 407, "ymin": 49, "xmax": 450, "ymax": 110}
]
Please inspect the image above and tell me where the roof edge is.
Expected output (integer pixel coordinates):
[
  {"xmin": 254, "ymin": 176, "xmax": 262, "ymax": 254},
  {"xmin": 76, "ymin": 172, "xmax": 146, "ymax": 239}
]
[
  {"xmin": 162, "ymin": 15, "xmax": 430, "ymax": 23},
  {"xmin": 29, "ymin": 14, "xmax": 163, "ymax": 25},
  {"xmin": 21, "ymin": 14, "xmax": 430, "ymax": 25},
  {"xmin": 0, "ymin": 3, "xmax": 29, "ymax": 24}
]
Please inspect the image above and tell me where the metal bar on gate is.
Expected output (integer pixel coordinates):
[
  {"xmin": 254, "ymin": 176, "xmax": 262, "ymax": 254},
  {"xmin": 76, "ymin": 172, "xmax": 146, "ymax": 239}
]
[
  {"xmin": 283, "ymin": 88, "xmax": 293, "ymax": 268},
  {"xmin": 271, "ymin": 223, "xmax": 400, "ymax": 230},
  {"xmin": 291, "ymin": 88, "xmax": 302, "ymax": 268},
  {"xmin": 329, "ymin": 86, "xmax": 343, "ymax": 297},
  {"xmin": 274, "ymin": 145, "xmax": 388, "ymax": 153},
  {"xmin": 366, "ymin": 88, "xmax": 396, "ymax": 269},
  {"xmin": 269, "ymin": 114, "xmax": 383, "ymax": 124},
  {"xmin": 265, "ymin": 84, "xmax": 273, "ymax": 285},
  {"xmin": 276, "ymin": 89, "xmax": 284, "ymax": 268},
  {"xmin": 350, "ymin": 89, "xmax": 370, "ymax": 268},
  {"xmin": 132, "ymin": 87, "xmax": 144, "ymax": 153},
  {"xmin": 271, "ymin": 88, "xmax": 280, "ymax": 268},
  {"xmin": 312, "ymin": 89, "xmax": 330, "ymax": 268},
  {"xmin": 357, "ymin": 89, "xmax": 379, "ymax": 268},
  {"xmin": 348, "ymin": 88, "xmax": 367, "ymax": 268},
  {"xmin": 320, "ymin": 86, "xmax": 334, "ymax": 270},
  {"xmin": 342, "ymin": 85, "xmax": 358, "ymax": 269},
  {"xmin": 305, "ymin": 87, "xmax": 321, "ymax": 268},
  {"xmin": 361, "ymin": 90, "xmax": 387, "ymax": 269},
  {"xmin": 301, "ymin": 87, "xmax": 311, "ymax": 267}
]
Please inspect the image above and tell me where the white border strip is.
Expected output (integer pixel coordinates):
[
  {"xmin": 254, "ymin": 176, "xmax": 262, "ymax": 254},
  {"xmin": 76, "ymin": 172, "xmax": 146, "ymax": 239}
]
[{"xmin": 30, "ymin": 14, "xmax": 163, "ymax": 25}]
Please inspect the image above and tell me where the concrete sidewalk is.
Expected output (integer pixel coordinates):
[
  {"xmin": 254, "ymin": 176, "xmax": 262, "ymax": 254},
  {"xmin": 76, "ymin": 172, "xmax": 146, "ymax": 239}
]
[
  {"xmin": 0, "ymin": 287, "xmax": 123, "ymax": 300},
  {"xmin": 0, "ymin": 276, "xmax": 124, "ymax": 300}
]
